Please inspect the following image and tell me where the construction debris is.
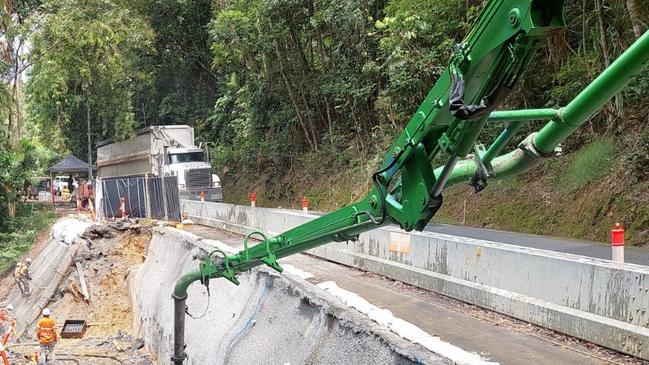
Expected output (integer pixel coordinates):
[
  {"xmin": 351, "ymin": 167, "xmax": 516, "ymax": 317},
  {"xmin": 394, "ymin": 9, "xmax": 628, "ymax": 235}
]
[
  {"xmin": 0, "ymin": 216, "xmax": 154, "ymax": 364},
  {"xmin": 75, "ymin": 262, "xmax": 90, "ymax": 302}
]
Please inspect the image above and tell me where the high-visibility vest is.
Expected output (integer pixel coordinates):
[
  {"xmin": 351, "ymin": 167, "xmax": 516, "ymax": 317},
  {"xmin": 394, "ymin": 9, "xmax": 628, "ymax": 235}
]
[
  {"xmin": 36, "ymin": 317, "xmax": 57, "ymax": 345},
  {"xmin": 13, "ymin": 264, "xmax": 22, "ymax": 278}
]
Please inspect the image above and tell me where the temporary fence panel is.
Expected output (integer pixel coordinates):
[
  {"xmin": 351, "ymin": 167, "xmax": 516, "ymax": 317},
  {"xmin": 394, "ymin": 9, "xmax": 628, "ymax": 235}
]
[
  {"xmin": 100, "ymin": 175, "xmax": 180, "ymax": 220},
  {"xmin": 165, "ymin": 176, "xmax": 181, "ymax": 219}
]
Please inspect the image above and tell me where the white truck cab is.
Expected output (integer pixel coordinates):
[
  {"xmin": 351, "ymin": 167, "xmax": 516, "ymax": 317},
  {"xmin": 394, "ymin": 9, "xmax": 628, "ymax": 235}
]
[{"xmin": 164, "ymin": 147, "xmax": 222, "ymax": 201}]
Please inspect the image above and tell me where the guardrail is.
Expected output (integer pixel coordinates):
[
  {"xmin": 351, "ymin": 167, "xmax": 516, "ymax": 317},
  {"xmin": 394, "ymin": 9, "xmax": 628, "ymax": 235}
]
[{"xmin": 181, "ymin": 200, "xmax": 649, "ymax": 359}]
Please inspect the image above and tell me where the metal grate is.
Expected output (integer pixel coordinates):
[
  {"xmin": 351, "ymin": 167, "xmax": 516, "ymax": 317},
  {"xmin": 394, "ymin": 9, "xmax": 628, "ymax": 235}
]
[
  {"xmin": 185, "ymin": 168, "xmax": 211, "ymax": 190},
  {"xmin": 61, "ymin": 320, "xmax": 87, "ymax": 339}
]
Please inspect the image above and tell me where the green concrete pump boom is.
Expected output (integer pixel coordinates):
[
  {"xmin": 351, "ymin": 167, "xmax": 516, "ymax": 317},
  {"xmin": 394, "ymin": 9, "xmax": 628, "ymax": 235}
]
[{"xmin": 172, "ymin": 1, "xmax": 649, "ymax": 362}]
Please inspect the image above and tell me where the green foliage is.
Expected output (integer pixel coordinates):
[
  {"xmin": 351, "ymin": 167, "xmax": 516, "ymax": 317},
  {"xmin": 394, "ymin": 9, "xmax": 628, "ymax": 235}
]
[
  {"xmin": 0, "ymin": 203, "xmax": 57, "ymax": 275},
  {"xmin": 0, "ymin": 139, "xmax": 55, "ymax": 228},
  {"xmin": 559, "ymin": 138, "xmax": 615, "ymax": 192},
  {"xmin": 130, "ymin": 0, "xmax": 217, "ymax": 127},
  {"xmin": 376, "ymin": 0, "xmax": 469, "ymax": 123},
  {"xmin": 627, "ymin": 128, "xmax": 649, "ymax": 181},
  {"xmin": 26, "ymin": 0, "xmax": 155, "ymax": 158}
]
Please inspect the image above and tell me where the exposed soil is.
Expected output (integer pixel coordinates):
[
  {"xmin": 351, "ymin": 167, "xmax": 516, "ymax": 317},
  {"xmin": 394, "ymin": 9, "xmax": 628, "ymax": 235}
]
[{"xmin": 3, "ymin": 218, "xmax": 154, "ymax": 364}]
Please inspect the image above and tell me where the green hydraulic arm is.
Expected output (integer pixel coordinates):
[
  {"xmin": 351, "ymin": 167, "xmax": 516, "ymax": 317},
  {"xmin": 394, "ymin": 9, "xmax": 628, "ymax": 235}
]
[{"xmin": 172, "ymin": 1, "xmax": 649, "ymax": 362}]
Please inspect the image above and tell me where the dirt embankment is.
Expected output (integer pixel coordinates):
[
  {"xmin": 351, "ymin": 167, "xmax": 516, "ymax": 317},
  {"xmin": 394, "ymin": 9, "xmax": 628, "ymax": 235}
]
[{"xmin": 2, "ymin": 217, "xmax": 155, "ymax": 364}]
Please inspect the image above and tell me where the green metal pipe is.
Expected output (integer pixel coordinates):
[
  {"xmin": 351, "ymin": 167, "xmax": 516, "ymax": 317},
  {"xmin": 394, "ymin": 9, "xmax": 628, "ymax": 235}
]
[
  {"xmin": 534, "ymin": 30, "xmax": 649, "ymax": 154},
  {"xmin": 488, "ymin": 143, "xmax": 542, "ymax": 177},
  {"xmin": 439, "ymin": 159, "xmax": 477, "ymax": 186},
  {"xmin": 487, "ymin": 108, "xmax": 559, "ymax": 122},
  {"xmin": 173, "ymin": 270, "xmax": 204, "ymax": 299},
  {"xmin": 482, "ymin": 121, "xmax": 525, "ymax": 164},
  {"xmin": 436, "ymin": 134, "xmax": 544, "ymax": 186}
]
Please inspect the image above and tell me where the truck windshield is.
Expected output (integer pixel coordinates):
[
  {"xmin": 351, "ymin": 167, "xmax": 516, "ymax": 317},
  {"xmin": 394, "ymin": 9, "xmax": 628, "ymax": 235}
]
[{"xmin": 169, "ymin": 152, "xmax": 204, "ymax": 164}]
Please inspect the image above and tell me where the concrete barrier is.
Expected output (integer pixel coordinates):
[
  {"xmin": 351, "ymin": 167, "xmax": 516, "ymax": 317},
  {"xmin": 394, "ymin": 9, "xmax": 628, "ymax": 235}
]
[{"xmin": 181, "ymin": 200, "xmax": 649, "ymax": 359}]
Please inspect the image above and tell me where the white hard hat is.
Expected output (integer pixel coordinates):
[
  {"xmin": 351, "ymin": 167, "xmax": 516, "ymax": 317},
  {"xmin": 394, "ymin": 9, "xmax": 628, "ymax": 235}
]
[
  {"xmin": 25, "ymin": 258, "xmax": 32, "ymax": 264},
  {"xmin": 42, "ymin": 308, "xmax": 51, "ymax": 316},
  {"xmin": 7, "ymin": 304, "xmax": 13, "ymax": 311}
]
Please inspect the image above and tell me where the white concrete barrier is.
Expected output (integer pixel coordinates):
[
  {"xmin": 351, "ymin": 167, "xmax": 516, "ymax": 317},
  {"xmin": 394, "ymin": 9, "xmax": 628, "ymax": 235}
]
[{"xmin": 181, "ymin": 200, "xmax": 649, "ymax": 359}]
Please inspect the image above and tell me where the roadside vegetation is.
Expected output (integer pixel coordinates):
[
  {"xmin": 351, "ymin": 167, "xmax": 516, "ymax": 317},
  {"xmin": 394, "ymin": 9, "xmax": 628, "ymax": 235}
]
[
  {"xmin": 0, "ymin": 203, "xmax": 57, "ymax": 275},
  {"xmin": 1, "ymin": 1, "xmax": 648, "ymax": 245}
]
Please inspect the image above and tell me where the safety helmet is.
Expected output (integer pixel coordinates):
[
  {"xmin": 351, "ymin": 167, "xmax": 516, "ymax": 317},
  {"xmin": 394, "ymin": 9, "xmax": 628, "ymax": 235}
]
[
  {"xmin": 7, "ymin": 304, "xmax": 13, "ymax": 312},
  {"xmin": 42, "ymin": 308, "xmax": 51, "ymax": 317},
  {"xmin": 25, "ymin": 258, "xmax": 32, "ymax": 264}
]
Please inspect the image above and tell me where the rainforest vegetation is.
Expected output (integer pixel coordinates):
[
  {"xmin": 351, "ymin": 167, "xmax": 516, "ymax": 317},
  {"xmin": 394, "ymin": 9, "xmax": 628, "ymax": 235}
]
[{"xmin": 1, "ymin": 0, "xmax": 649, "ymax": 243}]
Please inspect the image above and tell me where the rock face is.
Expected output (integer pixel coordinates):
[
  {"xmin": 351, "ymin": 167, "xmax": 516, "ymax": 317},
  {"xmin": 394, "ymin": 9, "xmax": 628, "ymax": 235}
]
[{"xmin": 129, "ymin": 228, "xmax": 452, "ymax": 365}]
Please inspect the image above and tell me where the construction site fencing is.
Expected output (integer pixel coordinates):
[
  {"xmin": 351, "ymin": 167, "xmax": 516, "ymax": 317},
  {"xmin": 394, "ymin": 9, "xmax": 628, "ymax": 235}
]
[{"xmin": 97, "ymin": 175, "xmax": 180, "ymax": 220}]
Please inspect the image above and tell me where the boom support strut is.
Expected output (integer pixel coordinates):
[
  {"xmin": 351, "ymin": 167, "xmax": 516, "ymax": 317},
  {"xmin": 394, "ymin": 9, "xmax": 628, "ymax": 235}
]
[{"xmin": 172, "ymin": 1, "xmax": 649, "ymax": 362}]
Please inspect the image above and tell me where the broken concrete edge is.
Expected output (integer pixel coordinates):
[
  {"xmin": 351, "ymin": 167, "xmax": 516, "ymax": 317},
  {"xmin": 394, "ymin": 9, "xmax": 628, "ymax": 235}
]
[
  {"xmin": 180, "ymin": 200, "xmax": 649, "ymax": 360},
  {"xmin": 156, "ymin": 227, "xmax": 495, "ymax": 365}
]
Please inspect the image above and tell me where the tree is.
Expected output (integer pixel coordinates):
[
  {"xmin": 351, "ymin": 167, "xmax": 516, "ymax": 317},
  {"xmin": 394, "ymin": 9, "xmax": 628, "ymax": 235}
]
[
  {"xmin": 1, "ymin": 0, "xmax": 40, "ymax": 217},
  {"xmin": 129, "ymin": 0, "xmax": 217, "ymax": 128},
  {"xmin": 26, "ymin": 0, "xmax": 154, "ymax": 160},
  {"xmin": 626, "ymin": 0, "xmax": 647, "ymax": 39}
]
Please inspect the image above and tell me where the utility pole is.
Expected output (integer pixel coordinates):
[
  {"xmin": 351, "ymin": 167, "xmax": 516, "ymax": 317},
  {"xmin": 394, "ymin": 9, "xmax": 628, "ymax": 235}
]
[{"xmin": 87, "ymin": 98, "xmax": 94, "ymax": 180}]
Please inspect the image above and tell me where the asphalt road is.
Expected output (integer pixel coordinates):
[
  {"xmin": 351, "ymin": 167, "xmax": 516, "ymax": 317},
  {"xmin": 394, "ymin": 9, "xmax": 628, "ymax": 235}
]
[{"xmin": 424, "ymin": 223, "xmax": 649, "ymax": 266}]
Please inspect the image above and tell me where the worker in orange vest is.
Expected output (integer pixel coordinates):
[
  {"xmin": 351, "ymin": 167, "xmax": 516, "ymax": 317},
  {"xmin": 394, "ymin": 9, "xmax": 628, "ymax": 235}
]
[
  {"xmin": 0, "ymin": 304, "xmax": 16, "ymax": 344},
  {"xmin": 0, "ymin": 304, "xmax": 16, "ymax": 338},
  {"xmin": 35, "ymin": 308, "xmax": 57, "ymax": 365}
]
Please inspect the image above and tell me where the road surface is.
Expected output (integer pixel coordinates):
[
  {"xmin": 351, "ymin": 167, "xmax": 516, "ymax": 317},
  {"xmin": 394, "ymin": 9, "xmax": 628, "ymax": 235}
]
[{"xmin": 424, "ymin": 223, "xmax": 649, "ymax": 265}]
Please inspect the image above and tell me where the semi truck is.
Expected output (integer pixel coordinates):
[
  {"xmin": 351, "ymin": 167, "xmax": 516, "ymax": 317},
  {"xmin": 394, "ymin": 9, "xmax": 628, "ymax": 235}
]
[{"xmin": 96, "ymin": 125, "xmax": 222, "ymax": 202}]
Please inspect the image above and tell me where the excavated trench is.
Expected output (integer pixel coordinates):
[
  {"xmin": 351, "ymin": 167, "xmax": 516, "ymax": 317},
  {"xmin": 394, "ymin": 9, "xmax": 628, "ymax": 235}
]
[
  {"xmin": 3, "ymin": 218, "xmax": 482, "ymax": 364},
  {"xmin": 130, "ymin": 228, "xmax": 456, "ymax": 364}
]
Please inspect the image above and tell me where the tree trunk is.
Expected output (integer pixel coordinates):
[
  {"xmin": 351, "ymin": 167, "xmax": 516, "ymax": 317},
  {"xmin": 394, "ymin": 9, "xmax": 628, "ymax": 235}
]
[
  {"xmin": 87, "ymin": 98, "xmax": 94, "ymax": 179},
  {"xmin": 4, "ymin": 0, "xmax": 21, "ymax": 218},
  {"xmin": 626, "ymin": 0, "xmax": 646, "ymax": 38},
  {"xmin": 274, "ymin": 43, "xmax": 316, "ymax": 151}
]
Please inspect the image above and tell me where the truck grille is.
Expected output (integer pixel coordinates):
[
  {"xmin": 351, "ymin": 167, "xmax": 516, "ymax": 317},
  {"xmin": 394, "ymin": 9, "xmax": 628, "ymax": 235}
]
[{"xmin": 185, "ymin": 168, "xmax": 211, "ymax": 190}]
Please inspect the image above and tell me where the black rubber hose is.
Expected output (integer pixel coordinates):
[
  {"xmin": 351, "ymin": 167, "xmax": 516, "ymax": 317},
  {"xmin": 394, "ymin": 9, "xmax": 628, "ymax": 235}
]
[{"xmin": 172, "ymin": 294, "xmax": 187, "ymax": 365}]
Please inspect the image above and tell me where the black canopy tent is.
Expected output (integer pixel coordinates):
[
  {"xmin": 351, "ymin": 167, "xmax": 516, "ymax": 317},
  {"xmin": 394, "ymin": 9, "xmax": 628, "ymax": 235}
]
[
  {"xmin": 48, "ymin": 154, "xmax": 93, "ymax": 174},
  {"xmin": 47, "ymin": 155, "xmax": 95, "ymax": 205}
]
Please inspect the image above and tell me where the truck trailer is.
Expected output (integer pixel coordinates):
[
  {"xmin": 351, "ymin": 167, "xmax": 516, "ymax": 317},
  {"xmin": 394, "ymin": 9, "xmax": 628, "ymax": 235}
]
[{"xmin": 96, "ymin": 125, "xmax": 222, "ymax": 202}]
